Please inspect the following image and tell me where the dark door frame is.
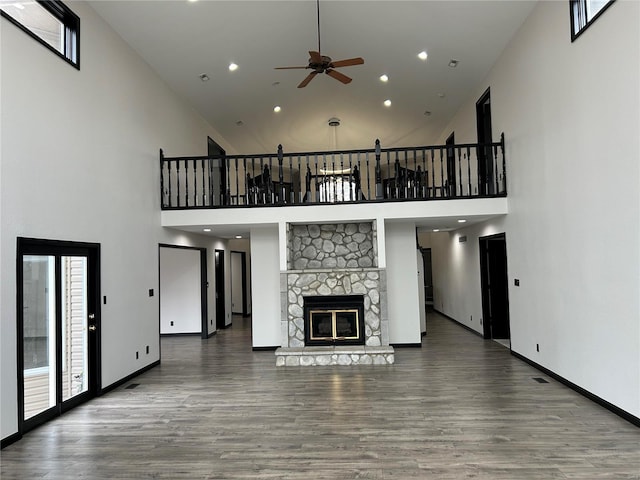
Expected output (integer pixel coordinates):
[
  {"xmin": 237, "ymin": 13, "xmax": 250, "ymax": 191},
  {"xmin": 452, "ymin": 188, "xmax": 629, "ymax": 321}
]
[
  {"xmin": 158, "ymin": 244, "xmax": 208, "ymax": 339},
  {"xmin": 479, "ymin": 233, "xmax": 511, "ymax": 341},
  {"xmin": 215, "ymin": 249, "xmax": 227, "ymax": 329},
  {"xmin": 420, "ymin": 247, "xmax": 433, "ymax": 306},
  {"xmin": 445, "ymin": 132, "xmax": 456, "ymax": 196},
  {"xmin": 230, "ymin": 250, "xmax": 248, "ymax": 316},
  {"xmin": 207, "ymin": 136, "xmax": 227, "ymax": 206},
  {"xmin": 16, "ymin": 237, "xmax": 101, "ymax": 436},
  {"xmin": 476, "ymin": 87, "xmax": 493, "ymax": 195}
]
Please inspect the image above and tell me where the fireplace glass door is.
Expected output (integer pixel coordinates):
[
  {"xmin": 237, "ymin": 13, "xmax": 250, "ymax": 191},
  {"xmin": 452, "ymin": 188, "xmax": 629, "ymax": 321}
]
[
  {"xmin": 309, "ymin": 309, "xmax": 359, "ymax": 342},
  {"xmin": 303, "ymin": 295, "xmax": 365, "ymax": 346}
]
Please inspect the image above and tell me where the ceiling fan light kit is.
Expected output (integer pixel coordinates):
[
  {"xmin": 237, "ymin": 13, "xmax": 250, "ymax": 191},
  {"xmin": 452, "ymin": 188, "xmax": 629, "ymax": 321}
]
[{"xmin": 274, "ymin": 0, "xmax": 364, "ymax": 88}]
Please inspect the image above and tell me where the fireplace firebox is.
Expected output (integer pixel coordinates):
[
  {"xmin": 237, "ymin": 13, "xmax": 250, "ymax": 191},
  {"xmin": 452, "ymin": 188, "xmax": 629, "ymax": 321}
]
[{"xmin": 303, "ymin": 295, "xmax": 365, "ymax": 346}]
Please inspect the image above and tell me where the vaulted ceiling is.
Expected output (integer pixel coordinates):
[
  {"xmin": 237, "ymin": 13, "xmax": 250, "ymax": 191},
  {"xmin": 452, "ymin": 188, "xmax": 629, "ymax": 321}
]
[{"xmin": 89, "ymin": 1, "xmax": 536, "ymax": 154}]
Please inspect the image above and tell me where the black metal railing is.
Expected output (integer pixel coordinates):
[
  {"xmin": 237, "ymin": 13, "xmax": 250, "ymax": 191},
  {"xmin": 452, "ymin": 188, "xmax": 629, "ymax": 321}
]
[{"xmin": 160, "ymin": 134, "xmax": 506, "ymax": 209}]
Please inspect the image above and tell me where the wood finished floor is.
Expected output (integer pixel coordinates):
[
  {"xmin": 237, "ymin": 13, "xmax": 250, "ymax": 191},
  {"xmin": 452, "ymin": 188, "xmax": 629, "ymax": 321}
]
[{"xmin": 2, "ymin": 312, "xmax": 638, "ymax": 479}]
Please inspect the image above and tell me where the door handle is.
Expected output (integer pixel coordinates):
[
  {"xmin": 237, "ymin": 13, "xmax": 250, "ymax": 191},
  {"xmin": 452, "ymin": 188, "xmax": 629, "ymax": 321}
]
[{"xmin": 89, "ymin": 325, "xmax": 97, "ymax": 332}]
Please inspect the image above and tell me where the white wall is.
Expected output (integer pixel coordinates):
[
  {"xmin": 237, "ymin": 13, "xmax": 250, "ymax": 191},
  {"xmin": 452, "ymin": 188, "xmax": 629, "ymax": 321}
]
[
  {"xmin": 0, "ymin": 1, "xmax": 234, "ymax": 439},
  {"xmin": 431, "ymin": 1, "xmax": 639, "ymax": 417},
  {"xmin": 385, "ymin": 222, "xmax": 422, "ymax": 345},
  {"xmin": 160, "ymin": 247, "xmax": 202, "ymax": 334},
  {"xmin": 250, "ymin": 225, "xmax": 281, "ymax": 347}
]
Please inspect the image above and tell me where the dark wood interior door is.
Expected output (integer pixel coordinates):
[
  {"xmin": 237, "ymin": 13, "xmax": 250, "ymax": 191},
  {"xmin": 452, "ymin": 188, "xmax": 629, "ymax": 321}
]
[
  {"xmin": 446, "ymin": 132, "xmax": 456, "ymax": 196},
  {"xmin": 215, "ymin": 250, "xmax": 226, "ymax": 329},
  {"xmin": 480, "ymin": 234, "xmax": 510, "ymax": 340},
  {"xmin": 476, "ymin": 89, "xmax": 493, "ymax": 195},
  {"xmin": 208, "ymin": 136, "xmax": 227, "ymax": 206}
]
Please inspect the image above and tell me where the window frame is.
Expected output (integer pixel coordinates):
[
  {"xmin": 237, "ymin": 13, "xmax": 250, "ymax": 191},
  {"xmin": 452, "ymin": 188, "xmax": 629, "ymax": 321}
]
[
  {"xmin": 570, "ymin": 0, "xmax": 615, "ymax": 42},
  {"xmin": 0, "ymin": 0, "xmax": 80, "ymax": 69}
]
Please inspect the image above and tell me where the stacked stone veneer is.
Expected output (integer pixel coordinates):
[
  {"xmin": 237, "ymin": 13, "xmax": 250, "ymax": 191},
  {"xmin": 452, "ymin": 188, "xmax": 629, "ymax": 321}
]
[
  {"xmin": 276, "ymin": 222, "xmax": 394, "ymax": 367},
  {"xmin": 288, "ymin": 223, "xmax": 377, "ymax": 270}
]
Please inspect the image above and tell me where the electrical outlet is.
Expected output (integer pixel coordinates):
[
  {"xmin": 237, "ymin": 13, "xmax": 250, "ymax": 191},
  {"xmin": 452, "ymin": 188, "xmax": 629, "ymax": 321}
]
[
  {"xmin": 170, "ymin": 321, "xmax": 174, "ymax": 326},
  {"xmin": 103, "ymin": 296, "xmax": 107, "ymax": 304},
  {"xmin": 514, "ymin": 279, "xmax": 520, "ymax": 286},
  {"xmin": 536, "ymin": 344, "xmax": 539, "ymax": 352},
  {"xmin": 136, "ymin": 351, "xmax": 139, "ymax": 359},
  {"xmin": 149, "ymin": 289, "xmax": 154, "ymax": 297},
  {"xmin": 480, "ymin": 318, "xmax": 483, "ymax": 325},
  {"xmin": 146, "ymin": 345, "xmax": 149, "ymax": 354},
  {"xmin": 210, "ymin": 319, "xmax": 213, "ymax": 325},
  {"xmin": 470, "ymin": 315, "xmax": 472, "ymax": 322}
]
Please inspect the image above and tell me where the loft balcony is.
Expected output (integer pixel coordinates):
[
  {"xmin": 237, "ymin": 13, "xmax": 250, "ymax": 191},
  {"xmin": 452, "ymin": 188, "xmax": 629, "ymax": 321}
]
[{"xmin": 160, "ymin": 136, "xmax": 506, "ymax": 211}]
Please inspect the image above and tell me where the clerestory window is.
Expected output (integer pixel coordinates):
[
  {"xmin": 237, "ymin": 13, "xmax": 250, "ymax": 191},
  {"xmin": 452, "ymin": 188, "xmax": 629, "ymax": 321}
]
[
  {"xmin": 570, "ymin": 0, "xmax": 615, "ymax": 41},
  {"xmin": 1, "ymin": 0, "xmax": 79, "ymax": 68}
]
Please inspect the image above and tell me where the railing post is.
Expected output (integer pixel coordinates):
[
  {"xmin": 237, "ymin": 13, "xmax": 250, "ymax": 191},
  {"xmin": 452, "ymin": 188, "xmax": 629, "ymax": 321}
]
[
  {"xmin": 234, "ymin": 157, "xmax": 239, "ymax": 206},
  {"xmin": 176, "ymin": 159, "xmax": 180, "ymax": 207},
  {"xmin": 277, "ymin": 144, "xmax": 284, "ymax": 204},
  {"xmin": 192, "ymin": 159, "xmax": 197, "ymax": 205},
  {"xmin": 466, "ymin": 146, "xmax": 472, "ymax": 197},
  {"xmin": 501, "ymin": 132, "xmax": 506, "ymax": 194},
  {"xmin": 375, "ymin": 139, "xmax": 382, "ymax": 199},
  {"xmin": 160, "ymin": 149, "xmax": 165, "ymax": 208},
  {"xmin": 185, "ymin": 158, "xmax": 189, "ymax": 207},
  {"xmin": 224, "ymin": 152, "xmax": 230, "ymax": 205}
]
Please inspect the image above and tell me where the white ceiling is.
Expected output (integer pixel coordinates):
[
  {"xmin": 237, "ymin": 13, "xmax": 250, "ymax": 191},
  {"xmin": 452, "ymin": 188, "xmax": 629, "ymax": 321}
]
[{"xmin": 88, "ymin": 0, "xmax": 536, "ymax": 155}]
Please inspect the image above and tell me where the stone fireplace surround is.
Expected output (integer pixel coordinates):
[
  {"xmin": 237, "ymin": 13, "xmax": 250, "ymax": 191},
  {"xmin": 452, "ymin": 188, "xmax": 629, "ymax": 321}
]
[{"xmin": 275, "ymin": 222, "xmax": 395, "ymax": 366}]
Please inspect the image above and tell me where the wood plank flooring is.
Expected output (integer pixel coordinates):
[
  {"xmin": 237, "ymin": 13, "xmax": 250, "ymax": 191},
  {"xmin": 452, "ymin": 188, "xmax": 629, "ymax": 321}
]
[{"xmin": 2, "ymin": 312, "xmax": 638, "ymax": 479}]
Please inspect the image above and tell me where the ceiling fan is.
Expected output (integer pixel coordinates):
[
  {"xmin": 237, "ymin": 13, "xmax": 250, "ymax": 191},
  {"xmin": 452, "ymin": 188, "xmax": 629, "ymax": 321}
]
[{"xmin": 274, "ymin": 0, "xmax": 364, "ymax": 88}]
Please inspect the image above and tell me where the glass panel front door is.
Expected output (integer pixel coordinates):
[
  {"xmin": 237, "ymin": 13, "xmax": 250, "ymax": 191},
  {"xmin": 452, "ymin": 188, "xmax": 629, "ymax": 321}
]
[
  {"xmin": 22, "ymin": 255, "xmax": 57, "ymax": 420},
  {"xmin": 61, "ymin": 256, "xmax": 88, "ymax": 402}
]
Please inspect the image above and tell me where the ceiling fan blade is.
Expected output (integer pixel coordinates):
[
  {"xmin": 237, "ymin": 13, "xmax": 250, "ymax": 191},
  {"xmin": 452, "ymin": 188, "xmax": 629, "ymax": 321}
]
[
  {"xmin": 309, "ymin": 51, "xmax": 323, "ymax": 64},
  {"xmin": 325, "ymin": 69, "xmax": 352, "ymax": 84},
  {"xmin": 329, "ymin": 57, "xmax": 364, "ymax": 68},
  {"xmin": 274, "ymin": 66, "xmax": 310, "ymax": 70},
  {"xmin": 298, "ymin": 72, "xmax": 318, "ymax": 88}
]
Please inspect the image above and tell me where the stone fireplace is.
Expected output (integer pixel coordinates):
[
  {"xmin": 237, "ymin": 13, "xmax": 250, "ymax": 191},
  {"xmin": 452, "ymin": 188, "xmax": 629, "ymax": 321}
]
[{"xmin": 275, "ymin": 222, "xmax": 395, "ymax": 366}]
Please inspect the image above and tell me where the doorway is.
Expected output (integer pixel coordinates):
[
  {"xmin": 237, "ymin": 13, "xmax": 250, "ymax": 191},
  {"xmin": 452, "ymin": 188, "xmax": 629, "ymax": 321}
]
[
  {"xmin": 476, "ymin": 88, "xmax": 493, "ymax": 195},
  {"xmin": 159, "ymin": 245, "xmax": 208, "ymax": 338},
  {"xmin": 479, "ymin": 233, "xmax": 510, "ymax": 341},
  {"xmin": 215, "ymin": 249, "xmax": 227, "ymax": 329},
  {"xmin": 445, "ymin": 132, "xmax": 456, "ymax": 196},
  {"xmin": 230, "ymin": 251, "xmax": 248, "ymax": 316},
  {"xmin": 420, "ymin": 248, "xmax": 434, "ymax": 306},
  {"xmin": 208, "ymin": 136, "xmax": 227, "ymax": 206},
  {"xmin": 17, "ymin": 238, "xmax": 101, "ymax": 435}
]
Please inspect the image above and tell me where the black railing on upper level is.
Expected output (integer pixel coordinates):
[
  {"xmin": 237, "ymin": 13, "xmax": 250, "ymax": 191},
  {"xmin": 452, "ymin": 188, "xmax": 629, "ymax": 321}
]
[{"xmin": 160, "ymin": 135, "xmax": 505, "ymax": 210}]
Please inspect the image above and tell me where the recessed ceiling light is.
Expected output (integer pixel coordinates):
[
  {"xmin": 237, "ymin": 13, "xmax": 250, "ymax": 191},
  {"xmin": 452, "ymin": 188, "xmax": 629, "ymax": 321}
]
[
  {"xmin": 235, "ymin": 120, "xmax": 244, "ymax": 126},
  {"xmin": 203, "ymin": 228, "xmax": 211, "ymax": 232},
  {"xmin": 235, "ymin": 235, "xmax": 243, "ymax": 239},
  {"xmin": 272, "ymin": 81, "xmax": 280, "ymax": 86},
  {"xmin": 433, "ymin": 229, "xmax": 440, "ymax": 232},
  {"xmin": 379, "ymin": 74, "xmax": 389, "ymax": 82},
  {"xmin": 383, "ymin": 99, "xmax": 392, "ymax": 107},
  {"xmin": 188, "ymin": 0, "xmax": 198, "ymax": 3},
  {"xmin": 448, "ymin": 59, "xmax": 459, "ymax": 68},
  {"xmin": 457, "ymin": 219, "xmax": 467, "ymax": 223},
  {"xmin": 418, "ymin": 51, "xmax": 428, "ymax": 61},
  {"xmin": 424, "ymin": 110, "xmax": 432, "ymax": 116},
  {"xmin": 438, "ymin": 93, "xmax": 445, "ymax": 98},
  {"xmin": 198, "ymin": 73, "xmax": 209, "ymax": 82},
  {"xmin": 228, "ymin": 62, "xmax": 238, "ymax": 71},
  {"xmin": 273, "ymin": 105, "xmax": 281, "ymax": 113}
]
